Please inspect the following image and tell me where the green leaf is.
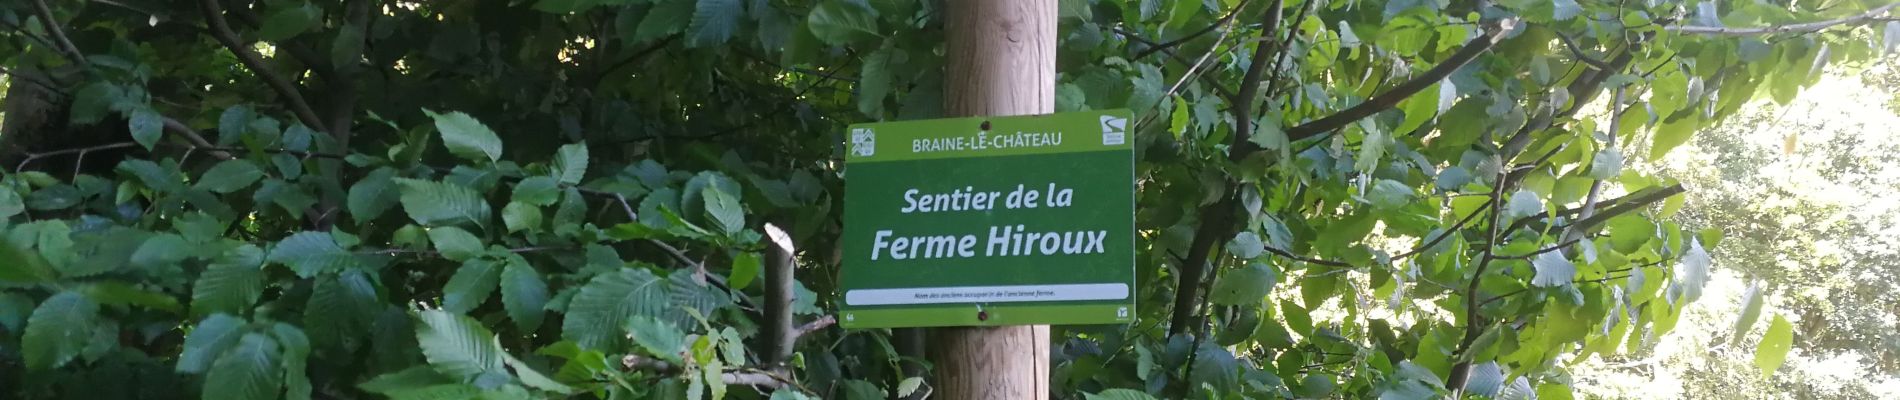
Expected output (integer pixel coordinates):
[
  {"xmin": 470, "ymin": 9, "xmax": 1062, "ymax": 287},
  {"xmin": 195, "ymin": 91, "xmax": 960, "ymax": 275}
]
[
  {"xmin": 553, "ymin": 143, "xmax": 589, "ymax": 185},
  {"xmin": 1754, "ymin": 314, "xmax": 1795, "ymax": 379},
  {"xmin": 533, "ymin": 0, "xmax": 599, "ymax": 13},
  {"xmin": 130, "ymin": 108, "xmax": 164, "ymax": 150},
  {"xmin": 1589, "ymin": 148, "xmax": 1624, "ymax": 180},
  {"xmin": 729, "ymin": 252, "xmax": 761, "ymax": 289},
  {"xmin": 202, "ymin": 334, "xmax": 284, "ymax": 400},
  {"xmin": 415, "ymin": 309, "xmax": 506, "ymax": 379},
  {"xmin": 426, "ymin": 227, "xmax": 484, "ymax": 262},
  {"xmin": 258, "ymin": 1, "xmax": 321, "ymax": 41},
  {"xmin": 348, "ymin": 168, "xmax": 400, "ymax": 223},
  {"xmin": 424, "ymin": 110, "xmax": 504, "ymax": 163},
  {"xmin": 130, "ymin": 233, "xmax": 189, "ymax": 267},
  {"xmin": 1163, "ymin": 0, "xmax": 1199, "ymax": 29},
  {"xmin": 305, "ymin": 270, "xmax": 380, "ymax": 351},
  {"xmin": 82, "ymin": 280, "xmax": 182, "ymax": 313},
  {"xmin": 635, "ymin": 0, "xmax": 695, "ymax": 43},
  {"xmin": 857, "ymin": 45, "xmax": 894, "ymax": 115},
  {"xmin": 1669, "ymin": 239, "xmax": 1713, "ymax": 303},
  {"xmin": 503, "ymin": 350, "xmax": 573, "ymax": 394},
  {"xmin": 1503, "ymin": 189, "xmax": 1543, "ymax": 221},
  {"xmin": 627, "ymin": 316, "xmax": 688, "ymax": 363},
  {"xmin": 1210, "ymin": 262, "xmax": 1278, "ymax": 305},
  {"xmin": 702, "ymin": 186, "xmax": 745, "ymax": 233},
  {"xmin": 195, "ymin": 245, "xmax": 266, "ymax": 317},
  {"xmin": 69, "ymin": 82, "xmax": 120, "ymax": 125},
  {"xmin": 502, "ymin": 202, "xmax": 542, "ymax": 233},
  {"xmin": 197, "ymin": 160, "xmax": 266, "ymax": 193},
  {"xmin": 395, "ymin": 178, "xmax": 493, "ymax": 227},
  {"xmin": 687, "ymin": 0, "xmax": 743, "ymax": 47},
  {"xmin": 0, "ymin": 238, "xmax": 56, "ymax": 284},
  {"xmin": 500, "ymin": 259, "xmax": 549, "ymax": 331},
  {"xmin": 1530, "ymin": 251, "xmax": 1576, "ymax": 287},
  {"xmin": 563, "ymin": 268, "xmax": 670, "ymax": 350},
  {"xmin": 268, "ymin": 231, "xmax": 354, "ymax": 278},
  {"xmin": 442, "ymin": 259, "xmax": 503, "ymax": 314},
  {"xmin": 271, "ymin": 323, "xmax": 313, "ymax": 400},
  {"xmin": 359, "ymin": 367, "xmax": 462, "ymax": 397},
  {"xmin": 1367, "ymin": 179, "xmax": 1414, "ymax": 210},
  {"xmin": 178, "ymin": 314, "xmax": 247, "ymax": 373},
  {"xmin": 23, "ymin": 291, "xmax": 99, "ymax": 370},
  {"xmin": 0, "ymin": 186, "xmax": 22, "ymax": 220},
  {"xmin": 1086, "ymin": 388, "xmax": 1159, "ymax": 400},
  {"xmin": 1396, "ymin": 82, "xmax": 1442, "ymax": 134},
  {"xmin": 1648, "ymin": 116, "xmax": 1699, "ymax": 160},
  {"xmin": 512, "ymin": 176, "xmax": 561, "ymax": 206},
  {"xmin": 1227, "ymin": 232, "xmax": 1264, "ymax": 259},
  {"xmin": 808, "ymin": 0, "xmax": 881, "ymax": 45}
]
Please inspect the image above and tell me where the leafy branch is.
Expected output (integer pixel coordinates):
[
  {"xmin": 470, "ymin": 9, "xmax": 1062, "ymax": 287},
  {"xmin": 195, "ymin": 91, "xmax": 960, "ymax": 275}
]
[{"xmin": 1281, "ymin": 19, "xmax": 1521, "ymax": 142}]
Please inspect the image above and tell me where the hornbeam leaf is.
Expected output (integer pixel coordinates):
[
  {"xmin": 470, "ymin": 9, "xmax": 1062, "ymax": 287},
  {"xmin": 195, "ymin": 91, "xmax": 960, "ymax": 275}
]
[
  {"xmin": 1754, "ymin": 315, "xmax": 1795, "ymax": 379},
  {"xmin": 424, "ymin": 110, "xmax": 503, "ymax": 163}
]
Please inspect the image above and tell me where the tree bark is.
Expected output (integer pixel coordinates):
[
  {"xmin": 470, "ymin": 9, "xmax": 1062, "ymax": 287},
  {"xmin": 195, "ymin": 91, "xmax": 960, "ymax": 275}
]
[{"xmin": 932, "ymin": 1, "xmax": 1055, "ymax": 399}]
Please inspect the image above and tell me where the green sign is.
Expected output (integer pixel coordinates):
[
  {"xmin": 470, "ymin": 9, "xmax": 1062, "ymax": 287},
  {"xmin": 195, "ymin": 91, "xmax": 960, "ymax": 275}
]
[{"xmin": 839, "ymin": 110, "xmax": 1136, "ymax": 328}]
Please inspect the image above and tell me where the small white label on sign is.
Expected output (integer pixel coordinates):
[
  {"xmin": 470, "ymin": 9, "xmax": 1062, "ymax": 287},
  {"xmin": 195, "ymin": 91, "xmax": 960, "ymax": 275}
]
[
  {"xmin": 851, "ymin": 128, "xmax": 876, "ymax": 156},
  {"xmin": 1099, "ymin": 115, "xmax": 1127, "ymax": 145}
]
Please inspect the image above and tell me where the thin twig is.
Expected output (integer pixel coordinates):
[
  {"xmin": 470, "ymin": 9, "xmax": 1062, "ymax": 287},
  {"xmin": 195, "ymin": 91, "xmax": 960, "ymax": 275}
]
[
  {"xmin": 29, "ymin": 0, "xmax": 88, "ymax": 65},
  {"xmin": 1131, "ymin": 0, "xmax": 1253, "ymax": 60},
  {"xmin": 1667, "ymin": 3, "xmax": 1899, "ymax": 35}
]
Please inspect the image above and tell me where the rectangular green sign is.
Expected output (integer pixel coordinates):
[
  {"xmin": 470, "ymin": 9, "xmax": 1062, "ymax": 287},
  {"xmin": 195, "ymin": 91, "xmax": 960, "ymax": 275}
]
[{"xmin": 839, "ymin": 110, "xmax": 1136, "ymax": 328}]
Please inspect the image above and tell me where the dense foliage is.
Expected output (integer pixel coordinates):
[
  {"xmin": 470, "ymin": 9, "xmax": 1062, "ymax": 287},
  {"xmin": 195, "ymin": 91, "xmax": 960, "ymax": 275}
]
[{"xmin": 1, "ymin": 0, "xmax": 1895, "ymax": 398}]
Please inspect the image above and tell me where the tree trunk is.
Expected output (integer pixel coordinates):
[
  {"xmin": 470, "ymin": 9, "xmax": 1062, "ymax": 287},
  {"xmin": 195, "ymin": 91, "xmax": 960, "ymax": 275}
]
[{"xmin": 931, "ymin": 1, "xmax": 1056, "ymax": 399}]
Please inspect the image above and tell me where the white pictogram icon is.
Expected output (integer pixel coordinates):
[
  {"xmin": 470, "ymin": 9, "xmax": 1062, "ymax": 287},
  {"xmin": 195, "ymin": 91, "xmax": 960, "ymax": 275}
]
[
  {"xmin": 851, "ymin": 128, "xmax": 876, "ymax": 156},
  {"xmin": 1100, "ymin": 115, "xmax": 1127, "ymax": 145}
]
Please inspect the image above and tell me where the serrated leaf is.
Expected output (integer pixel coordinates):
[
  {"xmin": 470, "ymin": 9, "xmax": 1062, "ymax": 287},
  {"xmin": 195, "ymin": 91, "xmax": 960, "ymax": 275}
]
[
  {"xmin": 563, "ymin": 268, "xmax": 671, "ymax": 350},
  {"xmin": 1670, "ymin": 239, "xmax": 1713, "ymax": 303},
  {"xmin": 627, "ymin": 316, "xmax": 688, "ymax": 363},
  {"xmin": 130, "ymin": 108, "xmax": 163, "ymax": 150},
  {"xmin": 197, "ymin": 159, "xmax": 266, "ymax": 193},
  {"xmin": 1227, "ymin": 232, "xmax": 1264, "ymax": 259},
  {"xmin": 808, "ymin": 0, "xmax": 880, "ymax": 45},
  {"xmin": 702, "ymin": 186, "xmax": 745, "ymax": 233},
  {"xmin": 348, "ymin": 168, "xmax": 399, "ymax": 223},
  {"xmin": 503, "ymin": 202, "xmax": 542, "ymax": 233},
  {"xmin": 427, "ymin": 227, "xmax": 484, "ymax": 262},
  {"xmin": 205, "ymin": 333, "xmax": 285, "ymax": 400},
  {"xmin": 1731, "ymin": 280, "xmax": 1765, "ymax": 346},
  {"xmin": 553, "ymin": 143, "xmax": 589, "ymax": 185},
  {"xmin": 1531, "ymin": 251, "xmax": 1576, "ymax": 287},
  {"xmin": 687, "ymin": 0, "xmax": 743, "ymax": 47},
  {"xmin": 396, "ymin": 178, "xmax": 493, "ymax": 227},
  {"xmin": 129, "ymin": 233, "xmax": 190, "ymax": 269},
  {"xmin": 268, "ymin": 232, "xmax": 354, "ymax": 278},
  {"xmin": 195, "ymin": 245, "xmax": 266, "ymax": 317},
  {"xmin": 1368, "ymin": 179, "xmax": 1414, "ymax": 209},
  {"xmin": 1590, "ymin": 148, "xmax": 1624, "ymax": 180},
  {"xmin": 424, "ymin": 110, "xmax": 503, "ymax": 163},
  {"xmin": 1210, "ymin": 262, "xmax": 1278, "ymax": 305},
  {"xmin": 443, "ymin": 259, "xmax": 503, "ymax": 314},
  {"xmin": 1649, "ymin": 116, "xmax": 1699, "ymax": 160},
  {"xmin": 503, "ymin": 350, "xmax": 572, "ymax": 393},
  {"xmin": 500, "ymin": 259, "xmax": 549, "ymax": 331},
  {"xmin": 1754, "ymin": 314, "xmax": 1795, "ymax": 379},
  {"xmin": 272, "ymin": 323, "xmax": 313, "ymax": 400},
  {"xmin": 305, "ymin": 270, "xmax": 380, "ymax": 351},
  {"xmin": 1504, "ymin": 189, "xmax": 1543, "ymax": 220},
  {"xmin": 23, "ymin": 291, "xmax": 99, "ymax": 370},
  {"xmin": 513, "ymin": 176, "xmax": 561, "ymax": 206},
  {"xmin": 178, "ymin": 314, "xmax": 246, "ymax": 373},
  {"xmin": 415, "ymin": 309, "xmax": 506, "ymax": 379}
]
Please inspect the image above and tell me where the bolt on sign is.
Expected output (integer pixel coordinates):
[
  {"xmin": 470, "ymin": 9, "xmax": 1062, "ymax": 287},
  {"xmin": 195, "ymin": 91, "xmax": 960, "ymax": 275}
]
[{"xmin": 838, "ymin": 110, "xmax": 1136, "ymax": 328}]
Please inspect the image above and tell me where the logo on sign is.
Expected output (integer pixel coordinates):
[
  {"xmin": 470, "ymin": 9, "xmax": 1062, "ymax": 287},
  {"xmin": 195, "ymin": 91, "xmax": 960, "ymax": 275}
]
[
  {"xmin": 1099, "ymin": 115, "xmax": 1127, "ymax": 145},
  {"xmin": 851, "ymin": 128, "xmax": 876, "ymax": 157}
]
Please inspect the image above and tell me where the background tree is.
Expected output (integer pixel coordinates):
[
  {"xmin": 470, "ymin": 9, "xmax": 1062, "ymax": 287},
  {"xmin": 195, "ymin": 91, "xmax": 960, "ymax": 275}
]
[{"xmin": 1, "ymin": 0, "xmax": 1896, "ymax": 399}]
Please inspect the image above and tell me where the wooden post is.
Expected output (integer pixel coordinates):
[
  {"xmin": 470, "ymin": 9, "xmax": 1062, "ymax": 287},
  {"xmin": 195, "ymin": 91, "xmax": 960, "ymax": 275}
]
[{"xmin": 933, "ymin": 1, "xmax": 1055, "ymax": 399}]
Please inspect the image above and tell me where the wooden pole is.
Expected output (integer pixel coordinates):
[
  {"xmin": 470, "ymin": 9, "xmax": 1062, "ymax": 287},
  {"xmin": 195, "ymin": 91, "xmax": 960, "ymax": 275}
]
[{"xmin": 933, "ymin": 1, "xmax": 1055, "ymax": 399}]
